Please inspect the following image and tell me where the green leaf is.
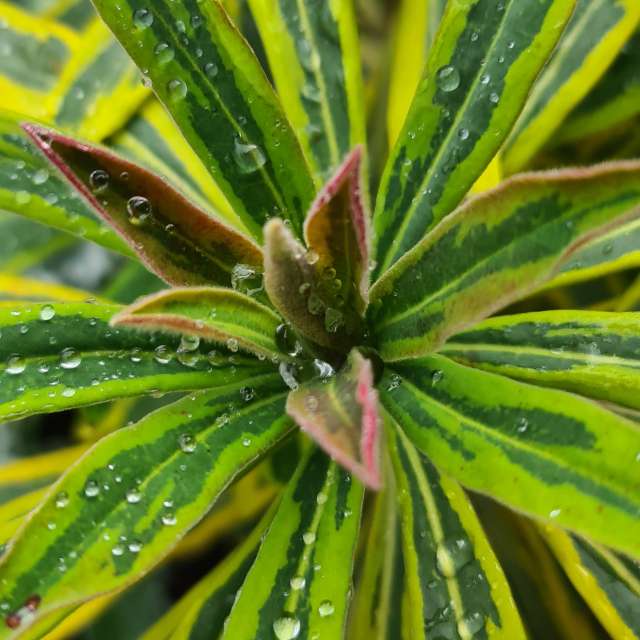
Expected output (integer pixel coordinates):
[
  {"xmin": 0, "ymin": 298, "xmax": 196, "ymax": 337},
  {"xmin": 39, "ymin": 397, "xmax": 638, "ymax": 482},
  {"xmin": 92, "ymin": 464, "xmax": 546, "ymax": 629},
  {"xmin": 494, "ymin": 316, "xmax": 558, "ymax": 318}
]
[
  {"xmin": 556, "ymin": 29, "xmax": 640, "ymax": 146},
  {"xmin": 0, "ymin": 112, "xmax": 131, "ymax": 256},
  {"xmin": 0, "ymin": 301, "xmax": 267, "ymax": 421},
  {"xmin": 142, "ymin": 505, "xmax": 275, "ymax": 640},
  {"xmin": 91, "ymin": 0, "xmax": 316, "ymax": 240},
  {"xmin": 113, "ymin": 287, "xmax": 284, "ymax": 362},
  {"xmin": 369, "ymin": 162, "xmax": 640, "ymax": 361},
  {"xmin": 0, "ymin": 374, "xmax": 292, "ymax": 635},
  {"xmin": 286, "ymin": 349, "xmax": 382, "ymax": 489},
  {"xmin": 542, "ymin": 525, "xmax": 640, "ymax": 639},
  {"xmin": 380, "ymin": 354, "xmax": 640, "ymax": 558},
  {"xmin": 304, "ymin": 146, "xmax": 369, "ymax": 318},
  {"xmin": 441, "ymin": 310, "xmax": 640, "ymax": 411},
  {"xmin": 387, "ymin": 423, "xmax": 525, "ymax": 640},
  {"xmin": 372, "ymin": 0, "xmax": 575, "ymax": 277},
  {"xmin": 247, "ymin": 0, "xmax": 366, "ymax": 183},
  {"xmin": 223, "ymin": 447, "xmax": 364, "ymax": 640},
  {"xmin": 503, "ymin": 0, "xmax": 640, "ymax": 174},
  {"xmin": 25, "ymin": 123, "xmax": 263, "ymax": 287}
]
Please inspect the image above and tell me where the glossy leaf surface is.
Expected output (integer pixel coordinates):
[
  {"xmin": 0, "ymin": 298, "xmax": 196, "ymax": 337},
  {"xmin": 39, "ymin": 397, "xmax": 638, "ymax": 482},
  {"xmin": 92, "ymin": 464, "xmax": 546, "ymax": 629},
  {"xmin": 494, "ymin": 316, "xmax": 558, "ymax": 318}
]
[
  {"xmin": 223, "ymin": 447, "xmax": 363, "ymax": 640},
  {"xmin": 373, "ymin": 0, "xmax": 575, "ymax": 276},
  {"xmin": 287, "ymin": 350, "xmax": 381, "ymax": 489},
  {"xmin": 370, "ymin": 162, "xmax": 640, "ymax": 361},
  {"xmin": 92, "ymin": 0, "xmax": 316, "ymax": 239},
  {"xmin": 113, "ymin": 287, "xmax": 283, "ymax": 362},
  {"xmin": 381, "ymin": 355, "xmax": 640, "ymax": 558},
  {"xmin": 248, "ymin": 0, "xmax": 366, "ymax": 182},
  {"xmin": 388, "ymin": 424, "xmax": 525, "ymax": 640},
  {"xmin": 0, "ymin": 375, "xmax": 292, "ymax": 636},
  {"xmin": 442, "ymin": 311, "xmax": 640, "ymax": 411}
]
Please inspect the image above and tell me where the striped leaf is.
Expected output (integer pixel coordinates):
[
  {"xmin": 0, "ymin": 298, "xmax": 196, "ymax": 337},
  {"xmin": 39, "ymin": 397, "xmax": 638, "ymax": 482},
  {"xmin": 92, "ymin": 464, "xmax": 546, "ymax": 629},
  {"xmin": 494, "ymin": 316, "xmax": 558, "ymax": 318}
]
[
  {"xmin": 349, "ymin": 483, "xmax": 407, "ymax": 640},
  {"xmin": 0, "ymin": 5, "xmax": 148, "ymax": 141},
  {"xmin": 372, "ymin": 0, "xmax": 575, "ymax": 277},
  {"xmin": 0, "ymin": 113, "xmax": 130, "ymax": 256},
  {"xmin": 223, "ymin": 447, "xmax": 364, "ymax": 640},
  {"xmin": 0, "ymin": 374, "xmax": 292, "ymax": 636},
  {"xmin": 286, "ymin": 350, "xmax": 382, "ymax": 489},
  {"xmin": 0, "ymin": 301, "xmax": 267, "ymax": 421},
  {"xmin": 543, "ymin": 525, "xmax": 640, "ymax": 639},
  {"xmin": 25, "ymin": 123, "xmax": 263, "ymax": 287},
  {"xmin": 247, "ymin": 0, "xmax": 366, "ymax": 182},
  {"xmin": 386, "ymin": 0, "xmax": 446, "ymax": 147},
  {"xmin": 380, "ymin": 354, "xmax": 640, "ymax": 558},
  {"xmin": 143, "ymin": 505, "xmax": 274, "ymax": 640},
  {"xmin": 556, "ymin": 30, "xmax": 640, "ymax": 146},
  {"xmin": 113, "ymin": 287, "xmax": 284, "ymax": 362},
  {"xmin": 388, "ymin": 424, "xmax": 525, "ymax": 640},
  {"xmin": 92, "ymin": 0, "xmax": 316, "ymax": 240},
  {"xmin": 303, "ymin": 146, "xmax": 369, "ymax": 318},
  {"xmin": 441, "ymin": 310, "xmax": 640, "ymax": 411},
  {"xmin": 108, "ymin": 98, "xmax": 241, "ymax": 230},
  {"xmin": 369, "ymin": 162, "xmax": 640, "ymax": 361},
  {"xmin": 503, "ymin": 0, "xmax": 640, "ymax": 174}
]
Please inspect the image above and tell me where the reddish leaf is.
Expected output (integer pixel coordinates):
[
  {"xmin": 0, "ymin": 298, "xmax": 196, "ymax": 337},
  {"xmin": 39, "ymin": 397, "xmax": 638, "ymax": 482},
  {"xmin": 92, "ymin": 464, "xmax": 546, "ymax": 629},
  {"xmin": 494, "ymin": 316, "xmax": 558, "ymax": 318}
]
[
  {"xmin": 23, "ymin": 123, "xmax": 262, "ymax": 287},
  {"xmin": 286, "ymin": 350, "xmax": 382, "ymax": 489}
]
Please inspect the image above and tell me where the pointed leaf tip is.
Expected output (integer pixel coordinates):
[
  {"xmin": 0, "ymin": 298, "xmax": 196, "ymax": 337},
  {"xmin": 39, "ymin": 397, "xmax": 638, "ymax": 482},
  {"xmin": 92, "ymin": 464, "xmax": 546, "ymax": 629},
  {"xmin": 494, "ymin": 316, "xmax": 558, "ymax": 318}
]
[
  {"xmin": 286, "ymin": 350, "xmax": 382, "ymax": 489},
  {"xmin": 22, "ymin": 122, "xmax": 262, "ymax": 288}
]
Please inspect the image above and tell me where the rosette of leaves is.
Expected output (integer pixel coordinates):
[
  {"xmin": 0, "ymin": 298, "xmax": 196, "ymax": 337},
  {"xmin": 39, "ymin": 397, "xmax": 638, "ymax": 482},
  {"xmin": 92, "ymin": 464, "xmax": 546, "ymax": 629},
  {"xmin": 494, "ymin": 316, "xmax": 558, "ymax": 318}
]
[{"xmin": 1, "ymin": 0, "xmax": 640, "ymax": 639}]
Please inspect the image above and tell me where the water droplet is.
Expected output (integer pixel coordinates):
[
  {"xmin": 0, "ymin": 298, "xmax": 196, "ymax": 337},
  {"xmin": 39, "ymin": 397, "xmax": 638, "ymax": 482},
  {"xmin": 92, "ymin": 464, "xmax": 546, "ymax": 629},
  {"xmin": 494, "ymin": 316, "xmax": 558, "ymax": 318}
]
[
  {"xmin": 55, "ymin": 491, "xmax": 69, "ymax": 509},
  {"xmin": 204, "ymin": 62, "xmax": 218, "ymax": 78},
  {"xmin": 6, "ymin": 355, "xmax": 25, "ymax": 375},
  {"xmin": 126, "ymin": 196, "xmax": 152, "ymax": 225},
  {"xmin": 549, "ymin": 508, "xmax": 561, "ymax": 519},
  {"xmin": 162, "ymin": 512, "xmax": 177, "ymax": 526},
  {"xmin": 290, "ymin": 576, "xmax": 306, "ymax": 590},
  {"xmin": 303, "ymin": 531, "xmax": 316, "ymax": 545},
  {"xmin": 436, "ymin": 538, "xmax": 473, "ymax": 577},
  {"xmin": 516, "ymin": 417, "xmax": 528, "ymax": 433},
  {"xmin": 458, "ymin": 128, "xmax": 470, "ymax": 141},
  {"xmin": 318, "ymin": 600, "xmax": 334, "ymax": 618},
  {"xmin": 226, "ymin": 337, "xmax": 239, "ymax": 353},
  {"xmin": 437, "ymin": 65, "xmax": 460, "ymax": 92},
  {"xmin": 39, "ymin": 305, "xmax": 55, "ymax": 321},
  {"xmin": 273, "ymin": 615, "xmax": 301, "ymax": 640},
  {"xmin": 32, "ymin": 168, "xmax": 49, "ymax": 185},
  {"xmin": 133, "ymin": 8, "xmax": 153, "ymax": 29},
  {"xmin": 128, "ymin": 540, "xmax": 143, "ymax": 553},
  {"xmin": 154, "ymin": 42, "xmax": 175, "ymax": 64},
  {"xmin": 167, "ymin": 78, "xmax": 187, "ymax": 100},
  {"xmin": 480, "ymin": 73, "xmax": 491, "ymax": 85},
  {"xmin": 431, "ymin": 370, "xmax": 443, "ymax": 386},
  {"xmin": 240, "ymin": 386, "xmax": 255, "ymax": 402},
  {"xmin": 153, "ymin": 345, "xmax": 172, "ymax": 364},
  {"xmin": 60, "ymin": 347, "xmax": 81, "ymax": 369},
  {"xmin": 111, "ymin": 544, "xmax": 125, "ymax": 556},
  {"xmin": 231, "ymin": 263, "xmax": 263, "ymax": 296},
  {"xmin": 458, "ymin": 612, "xmax": 485, "ymax": 639},
  {"xmin": 489, "ymin": 92, "xmax": 499, "ymax": 105},
  {"xmin": 178, "ymin": 433, "xmax": 197, "ymax": 453},
  {"xmin": 126, "ymin": 488, "xmax": 142, "ymax": 504},
  {"xmin": 233, "ymin": 138, "xmax": 266, "ymax": 175},
  {"xmin": 89, "ymin": 169, "xmax": 110, "ymax": 193},
  {"xmin": 324, "ymin": 307, "xmax": 344, "ymax": 333},
  {"xmin": 316, "ymin": 492, "xmax": 327, "ymax": 505},
  {"xmin": 242, "ymin": 437, "xmax": 252, "ymax": 447},
  {"xmin": 84, "ymin": 480, "xmax": 100, "ymax": 498}
]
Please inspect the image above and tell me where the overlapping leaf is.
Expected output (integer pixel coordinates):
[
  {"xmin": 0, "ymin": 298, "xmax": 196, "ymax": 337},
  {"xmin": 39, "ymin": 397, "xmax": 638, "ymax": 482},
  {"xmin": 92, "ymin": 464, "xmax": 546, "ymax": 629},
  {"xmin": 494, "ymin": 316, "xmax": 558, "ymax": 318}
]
[
  {"xmin": 369, "ymin": 162, "xmax": 640, "ymax": 361},
  {"xmin": 543, "ymin": 525, "xmax": 640, "ymax": 639},
  {"xmin": 0, "ymin": 374, "xmax": 292, "ymax": 636},
  {"xmin": 24, "ymin": 124, "xmax": 263, "ymax": 287},
  {"xmin": 248, "ymin": 0, "xmax": 366, "ymax": 183},
  {"xmin": 286, "ymin": 349, "xmax": 381, "ymax": 489},
  {"xmin": 381, "ymin": 355, "xmax": 640, "ymax": 558},
  {"xmin": 113, "ymin": 287, "xmax": 283, "ymax": 362},
  {"xmin": 388, "ymin": 424, "xmax": 525, "ymax": 639},
  {"xmin": 442, "ymin": 311, "xmax": 640, "ymax": 411},
  {"xmin": 92, "ymin": 0, "xmax": 315, "ymax": 240},
  {"xmin": 372, "ymin": 0, "xmax": 575, "ymax": 276},
  {"xmin": 0, "ymin": 301, "xmax": 266, "ymax": 421},
  {"xmin": 223, "ymin": 447, "xmax": 363, "ymax": 640},
  {"xmin": 504, "ymin": 0, "xmax": 640, "ymax": 174}
]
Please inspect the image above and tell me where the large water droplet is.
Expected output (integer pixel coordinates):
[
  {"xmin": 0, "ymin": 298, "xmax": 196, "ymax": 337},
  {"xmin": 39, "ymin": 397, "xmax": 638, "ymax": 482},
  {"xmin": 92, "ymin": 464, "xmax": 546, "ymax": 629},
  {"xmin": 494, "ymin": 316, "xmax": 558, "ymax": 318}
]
[
  {"xmin": 60, "ymin": 347, "xmax": 81, "ymax": 370},
  {"xmin": 303, "ymin": 531, "xmax": 316, "ymax": 545},
  {"xmin": 167, "ymin": 78, "xmax": 187, "ymax": 100},
  {"xmin": 273, "ymin": 615, "xmax": 301, "ymax": 640},
  {"xmin": 154, "ymin": 345, "xmax": 172, "ymax": 364},
  {"xmin": 32, "ymin": 168, "xmax": 49, "ymax": 185},
  {"xmin": 318, "ymin": 600, "xmax": 334, "ymax": 618},
  {"xmin": 437, "ymin": 65, "xmax": 460, "ymax": 92},
  {"xmin": 39, "ymin": 305, "xmax": 55, "ymax": 321},
  {"xmin": 233, "ymin": 138, "xmax": 266, "ymax": 175},
  {"xmin": 133, "ymin": 8, "xmax": 153, "ymax": 29},
  {"xmin": 126, "ymin": 488, "xmax": 142, "ymax": 504},
  {"xmin": 55, "ymin": 491, "xmax": 69, "ymax": 509},
  {"xmin": 6, "ymin": 355, "xmax": 25, "ymax": 375},
  {"xmin": 290, "ymin": 576, "xmax": 306, "ymax": 590},
  {"xmin": 89, "ymin": 169, "xmax": 110, "ymax": 193},
  {"xmin": 126, "ymin": 196, "xmax": 152, "ymax": 226},
  {"xmin": 154, "ymin": 42, "xmax": 175, "ymax": 64},
  {"xmin": 178, "ymin": 433, "xmax": 197, "ymax": 453},
  {"xmin": 84, "ymin": 480, "xmax": 100, "ymax": 498}
]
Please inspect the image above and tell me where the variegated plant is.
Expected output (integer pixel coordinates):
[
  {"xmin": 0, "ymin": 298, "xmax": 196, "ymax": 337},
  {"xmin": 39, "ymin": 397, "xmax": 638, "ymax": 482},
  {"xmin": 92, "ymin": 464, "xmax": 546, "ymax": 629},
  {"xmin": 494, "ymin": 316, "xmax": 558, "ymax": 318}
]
[{"xmin": 1, "ymin": 0, "xmax": 640, "ymax": 638}]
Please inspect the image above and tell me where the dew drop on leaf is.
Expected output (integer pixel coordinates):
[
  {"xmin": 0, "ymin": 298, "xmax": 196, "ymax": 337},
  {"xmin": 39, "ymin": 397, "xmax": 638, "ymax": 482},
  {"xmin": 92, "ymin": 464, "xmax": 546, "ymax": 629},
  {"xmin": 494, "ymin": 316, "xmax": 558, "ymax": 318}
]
[
  {"xmin": 89, "ymin": 169, "xmax": 110, "ymax": 193},
  {"xmin": 437, "ymin": 65, "xmax": 460, "ymax": 92},
  {"xmin": 128, "ymin": 540, "xmax": 143, "ymax": 553},
  {"xmin": 154, "ymin": 42, "xmax": 175, "ymax": 64},
  {"xmin": 6, "ymin": 355, "xmax": 25, "ymax": 375},
  {"xmin": 126, "ymin": 488, "xmax": 142, "ymax": 504},
  {"xmin": 133, "ymin": 8, "xmax": 153, "ymax": 29},
  {"xmin": 273, "ymin": 615, "xmax": 301, "ymax": 640},
  {"xmin": 167, "ymin": 78, "xmax": 188, "ymax": 101},
  {"xmin": 111, "ymin": 544, "xmax": 125, "ymax": 557},
  {"xmin": 39, "ymin": 305, "xmax": 55, "ymax": 321},
  {"xmin": 32, "ymin": 168, "xmax": 49, "ymax": 185},
  {"xmin": 436, "ymin": 538, "xmax": 473, "ymax": 577},
  {"xmin": 178, "ymin": 433, "xmax": 197, "ymax": 453},
  {"xmin": 84, "ymin": 480, "xmax": 100, "ymax": 498},
  {"xmin": 60, "ymin": 347, "xmax": 81, "ymax": 369},
  {"xmin": 318, "ymin": 600, "xmax": 334, "ymax": 618},
  {"xmin": 126, "ymin": 196, "xmax": 152, "ymax": 226},
  {"xmin": 55, "ymin": 491, "xmax": 69, "ymax": 509},
  {"xmin": 233, "ymin": 138, "xmax": 267, "ymax": 175},
  {"xmin": 161, "ymin": 512, "xmax": 177, "ymax": 526},
  {"xmin": 303, "ymin": 531, "xmax": 316, "ymax": 545},
  {"xmin": 153, "ymin": 345, "xmax": 172, "ymax": 364},
  {"xmin": 458, "ymin": 611, "xmax": 485, "ymax": 639},
  {"xmin": 290, "ymin": 576, "xmax": 305, "ymax": 590}
]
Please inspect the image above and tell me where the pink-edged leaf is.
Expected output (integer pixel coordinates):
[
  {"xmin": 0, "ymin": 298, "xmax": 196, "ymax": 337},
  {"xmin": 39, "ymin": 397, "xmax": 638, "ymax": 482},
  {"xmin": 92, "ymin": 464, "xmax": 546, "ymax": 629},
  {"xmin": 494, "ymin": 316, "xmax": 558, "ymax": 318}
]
[
  {"xmin": 22, "ymin": 123, "xmax": 262, "ymax": 287},
  {"xmin": 286, "ymin": 349, "xmax": 382, "ymax": 489},
  {"xmin": 304, "ymin": 146, "xmax": 370, "ymax": 314},
  {"xmin": 111, "ymin": 286, "xmax": 284, "ymax": 361}
]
